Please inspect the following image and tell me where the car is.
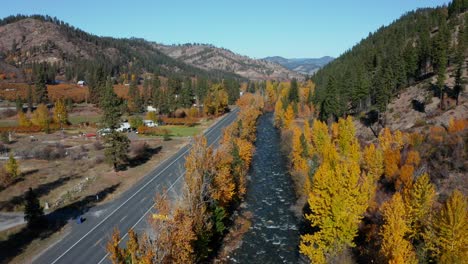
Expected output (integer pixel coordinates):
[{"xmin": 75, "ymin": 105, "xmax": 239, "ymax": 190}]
[
  {"xmin": 143, "ymin": 120, "xmax": 157, "ymax": 127},
  {"xmin": 97, "ymin": 128, "xmax": 112, "ymax": 136},
  {"xmin": 116, "ymin": 122, "xmax": 131, "ymax": 132}
]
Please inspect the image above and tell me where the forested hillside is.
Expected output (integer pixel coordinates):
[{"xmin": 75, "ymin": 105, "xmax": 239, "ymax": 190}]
[{"xmin": 313, "ymin": 1, "xmax": 467, "ymax": 121}]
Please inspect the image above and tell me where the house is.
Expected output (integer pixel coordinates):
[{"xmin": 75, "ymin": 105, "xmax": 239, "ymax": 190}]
[
  {"xmin": 77, "ymin": 80, "xmax": 86, "ymax": 86},
  {"xmin": 146, "ymin": 105, "xmax": 157, "ymax": 112}
]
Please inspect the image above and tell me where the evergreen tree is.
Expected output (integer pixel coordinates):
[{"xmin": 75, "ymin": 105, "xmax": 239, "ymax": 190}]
[
  {"xmin": 288, "ymin": 78, "xmax": 299, "ymax": 103},
  {"xmin": 104, "ymin": 131, "xmax": 130, "ymax": 171},
  {"xmin": 27, "ymin": 85, "xmax": 33, "ymax": 112},
  {"xmin": 319, "ymin": 76, "xmax": 339, "ymax": 121},
  {"xmin": 24, "ymin": 188, "xmax": 45, "ymax": 229},
  {"xmin": 180, "ymin": 77, "xmax": 194, "ymax": 108},
  {"xmin": 434, "ymin": 15, "xmax": 449, "ymax": 109},
  {"xmin": 86, "ymin": 65, "xmax": 106, "ymax": 105},
  {"xmin": 34, "ymin": 66, "xmax": 48, "ymax": 104},
  {"xmin": 128, "ymin": 78, "xmax": 142, "ymax": 113},
  {"xmin": 100, "ymin": 78, "xmax": 122, "ymax": 129}
]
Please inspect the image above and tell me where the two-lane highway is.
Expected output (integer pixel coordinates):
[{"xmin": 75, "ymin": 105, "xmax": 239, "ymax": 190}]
[{"xmin": 34, "ymin": 108, "xmax": 239, "ymax": 264}]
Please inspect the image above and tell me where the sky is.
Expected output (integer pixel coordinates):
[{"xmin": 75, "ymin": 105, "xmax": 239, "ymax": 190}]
[{"xmin": 1, "ymin": 0, "xmax": 451, "ymax": 59}]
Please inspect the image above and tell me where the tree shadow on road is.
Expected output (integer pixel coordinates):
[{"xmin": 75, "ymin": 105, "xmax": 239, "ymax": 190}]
[{"xmin": 0, "ymin": 184, "xmax": 120, "ymax": 263}]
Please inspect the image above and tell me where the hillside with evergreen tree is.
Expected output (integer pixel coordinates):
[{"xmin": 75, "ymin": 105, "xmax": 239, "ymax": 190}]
[{"xmin": 313, "ymin": 1, "xmax": 467, "ymax": 121}]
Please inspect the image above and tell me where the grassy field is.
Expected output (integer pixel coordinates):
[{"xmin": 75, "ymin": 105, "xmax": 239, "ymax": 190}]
[
  {"xmin": 0, "ymin": 120, "xmax": 17, "ymax": 127},
  {"xmin": 68, "ymin": 115, "xmax": 102, "ymax": 125},
  {"xmin": 160, "ymin": 125, "xmax": 202, "ymax": 137}
]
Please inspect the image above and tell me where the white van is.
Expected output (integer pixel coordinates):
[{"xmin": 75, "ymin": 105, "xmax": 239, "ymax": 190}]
[
  {"xmin": 143, "ymin": 120, "xmax": 157, "ymax": 127},
  {"xmin": 117, "ymin": 122, "xmax": 131, "ymax": 132}
]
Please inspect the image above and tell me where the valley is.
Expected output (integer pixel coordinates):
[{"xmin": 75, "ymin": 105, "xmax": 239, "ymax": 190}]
[{"xmin": 0, "ymin": 1, "xmax": 467, "ymax": 264}]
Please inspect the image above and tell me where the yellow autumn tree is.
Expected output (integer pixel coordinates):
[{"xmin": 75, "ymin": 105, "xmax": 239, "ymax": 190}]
[
  {"xmin": 311, "ymin": 119, "xmax": 331, "ymax": 159},
  {"xmin": 126, "ymin": 228, "xmax": 140, "ymax": 264},
  {"xmin": 53, "ymin": 98, "xmax": 68, "ymax": 125},
  {"xmin": 274, "ymin": 99, "xmax": 284, "ymax": 127},
  {"xmin": 404, "ymin": 173, "xmax": 435, "ymax": 240},
  {"xmin": 31, "ymin": 103, "xmax": 50, "ymax": 131},
  {"xmin": 336, "ymin": 116, "xmax": 360, "ymax": 162},
  {"xmin": 18, "ymin": 111, "xmax": 31, "ymax": 127},
  {"xmin": 300, "ymin": 118, "xmax": 373, "ymax": 263},
  {"xmin": 183, "ymin": 135, "xmax": 214, "ymax": 239},
  {"xmin": 291, "ymin": 125, "xmax": 308, "ymax": 173},
  {"xmin": 107, "ymin": 228, "xmax": 125, "ymax": 264},
  {"xmin": 283, "ymin": 104, "xmax": 294, "ymax": 130},
  {"xmin": 380, "ymin": 193, "xmax": 417, "ymax": 264},
  {"xmin": 362, "ymin": 143, "xmax": 384, "ymax": 209},
  {"xmin": 4, "ymin": 153, "xmax": 20, "ymax": 179},
  {"xmin": 212, "ymin": 149, "xmax": 235, "ymax": 207},
  {"xmin": 145, "ymin": 111, "xmax": 158, "ymax": 122},
  {"xmin": 434, "ymin": 190, "xmax": 468, "ymax": 263},
  {"xmin": 265, "ymin": 80, "xmax": 277, "ymax": 106}
]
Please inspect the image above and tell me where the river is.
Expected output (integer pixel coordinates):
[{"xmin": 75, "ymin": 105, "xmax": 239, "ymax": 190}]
[{"xmin": 228, "ymin": 112, "xmax": 301, "ymax": 263}]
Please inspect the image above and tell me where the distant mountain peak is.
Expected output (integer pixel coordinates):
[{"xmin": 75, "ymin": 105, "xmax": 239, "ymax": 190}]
[{"xmin": 263, "ymin": 56, "xmax": 334, "ymax": 75}]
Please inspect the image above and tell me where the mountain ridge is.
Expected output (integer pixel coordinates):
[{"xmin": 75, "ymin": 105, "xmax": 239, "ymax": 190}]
[
  {"xmin": 155, "ymin": 43, "xmax": 304, "ymax": 80},
  {"xmin": 263, "ymin": 56, "xmax": 334, "ymax": 75}
]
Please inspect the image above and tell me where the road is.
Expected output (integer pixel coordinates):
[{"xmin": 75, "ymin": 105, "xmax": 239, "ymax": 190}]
[{"xmin": 33, "ymin": 108, "xmax": 239, "ymax": 264}]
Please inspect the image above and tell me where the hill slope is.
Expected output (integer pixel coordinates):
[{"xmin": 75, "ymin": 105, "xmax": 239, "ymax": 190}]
[
  {"xmin": 263, "ymin": 56, "xmax": 334, "ymax": 75},
  {"xmin": 0, "ymin": 15, "xmax": 240, "ymax": 82},
  {"xmin": 312, "ymin": 2, "xmax": 467, "ymax": 121},
  {"xmin": 155, "ymin": 43, "xmax": 303, "ymax": 80}
]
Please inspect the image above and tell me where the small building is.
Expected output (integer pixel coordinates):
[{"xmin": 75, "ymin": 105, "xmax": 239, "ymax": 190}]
[
  {"xmin": 77, "ymin": 80, "xmax": 86, "ymax": 86},
  {"xmin": 147, "ymin": 105, "xmax": 157, "ymax": 112}
]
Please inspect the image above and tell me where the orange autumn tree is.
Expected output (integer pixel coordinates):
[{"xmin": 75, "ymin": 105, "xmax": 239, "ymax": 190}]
[
  {"xmin": 379, "ymin": 128, "xmax": 404, "ymax": 184},
  {"xmin": 107, "ymin": 228, "xmax": 125, "ymax": 264},
  {"xmin": 283, "ymin": 104, "xmax": 295, "ymax": 130}
]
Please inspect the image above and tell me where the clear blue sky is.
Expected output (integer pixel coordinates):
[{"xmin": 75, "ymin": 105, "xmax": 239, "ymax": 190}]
[{"xmin": 1, "ymin": 0, "xmax": 450, "ymax": 59}]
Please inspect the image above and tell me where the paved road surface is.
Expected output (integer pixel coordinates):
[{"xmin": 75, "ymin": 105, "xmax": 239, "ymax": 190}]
[
  {"xmin": 34, "ymin": 108, "xmax": 239, "ymax": 264},
  {"xmin": 0, "ymin": 212, "xmax": 24, "ymax": 232}
]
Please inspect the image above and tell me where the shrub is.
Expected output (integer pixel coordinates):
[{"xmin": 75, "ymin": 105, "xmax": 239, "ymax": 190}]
[
  {"xmin": 414, "ymin": 119, "xmax": 427, "ymax": 127},
  {"xmin": 0, "ymin": 167, "xmax": 13, "ymax": 187},
  {"xmin": 137, "ymin": 126, "xmax": 170, "ymax": 136},
  {"xmin": 161, "ymin": 117, "xmax": 199, "ymax": 126},
  {"xmin": 0, "ymin": 126, "xmax": 42, "ymax": 133},
  {"xmin": 129, "ymin": 116, "xmax": 144, "ymax": 130},
  {"xmin": 131, "ymin": 142, "xmax": 149, "ymax": 158},
  {"xmin": 174, "ymin": 109, "xmax": 186, "ymax": 118},
  {"xmin": 93, "ymin": 140, "xmax": 104, "ymax": 150},
  {"xmin": 0, "ymin": 132, "xmax": 9, "ymax": 144},
  {"xmin": 95, "ymin": 155, "xmax": 105, "ymax": 164}
]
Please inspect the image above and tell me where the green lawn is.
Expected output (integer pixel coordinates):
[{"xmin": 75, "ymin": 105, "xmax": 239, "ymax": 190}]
[
  {"xmin": 69, "ymin": 115, "xmax": 102, "ymax": 125},
  {"xmin": 161, "ymin": 125, "xmax": 202, "ymax": 137},
  {"xmin": 0, "ymin": 120, "xmax": 18, "ymax": 127}
]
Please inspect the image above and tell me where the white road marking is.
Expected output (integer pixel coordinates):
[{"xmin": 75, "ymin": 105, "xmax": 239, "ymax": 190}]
[
  {"xmin": 119, "ymin": 215, "xmax": 128, "ymax": 223},
  {"xmin": 93, "ymin": 238, "xmax": 103, "ymax": 247},
  {"xmin": 50, "ymin": 108, "xmax": 238, "ymax": 264}
]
